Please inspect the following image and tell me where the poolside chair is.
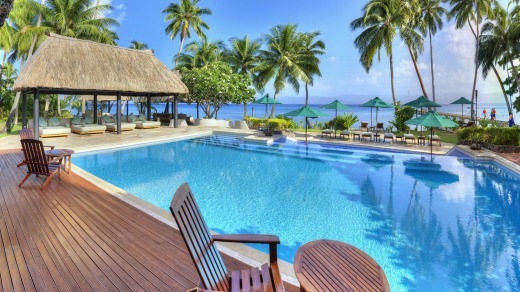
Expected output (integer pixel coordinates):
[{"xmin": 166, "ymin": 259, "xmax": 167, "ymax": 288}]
[
  {"xmin": 170, "ymin": 183, "xmax": 285, "ymax": 292},
  {"xmin": 404, "ymin": 133, "xmax": 416, "ymax": 144},
  {"xmin": 17, "ymin": 128, "xmax": 55, "ymax": 167},
  {"xmin": 360, "ymin": 122, "xmax": 369, "ymax": 131},
  {"xmin": 376, "ymin": 122, "xmax": 385, "ymax": 133},
  {"xmin": 19, "ymin": 139, "xmax": 62, "ymax": 190},
  {"xmin": 339, "ymin": 130, "xmax": 351, "ymax": 139},
  {"xmin": 461, "ymin": 121, "xmax": 475, "ymax": 128},
  {"xmin": 383, "ymin": 133, "xmax": 395, "ymax": 143},
  {"xmin": 362, "ymin": 132, "xmax": 373, "ymax": 142}
]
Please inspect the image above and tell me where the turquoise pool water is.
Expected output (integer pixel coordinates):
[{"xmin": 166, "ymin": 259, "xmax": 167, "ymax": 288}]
[{"xmin": 74, "ymin": 134, "xmax": 520, "ymax": 292}]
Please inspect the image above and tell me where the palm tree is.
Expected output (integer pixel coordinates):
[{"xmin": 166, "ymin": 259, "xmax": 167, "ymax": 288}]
[
  {"xmin": 0, "ymin": 21, "xmax": 15, "ymax": 82},
  {"xmin": 479, "ymin": 4, "xmax": 520, "ymax": 113},
  {"xmin": 351, "ymin": 0, "xmax": 414, "ymax": 106},
  {"xmin": 0, "ymin": 0, "xmax": 14, "ymax": 27},
  {"xmin": 130, "ymin": 40, "xmax": 149, "ymax": 50},
  {"xmin": 175, "ymin": 39, "xmax": 224, "ymax": 69},
  {"xmin": 419, "ymin": 0, "xmax": 448, "ymax": 103},
  {"xmin": 224, "ymin": 35, "xmax": 262, "ymax": 117},
  {"xmin": 300, "ymin": 31, "xmax": 325, "ymax": 106},
  {"xmin": 254, "ymin": 24, "xmax": 308, "ymax": 117},
  {"xmin": 163, "ymin": 0, "xmax": 212, "ymax": 66},
  {"xmin": 449, "ymin": 0, "xmax": 497, "ymax": 119}
]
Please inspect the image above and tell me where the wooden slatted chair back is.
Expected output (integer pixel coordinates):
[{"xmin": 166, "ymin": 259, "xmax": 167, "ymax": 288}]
[
  {"xmin": 19, "ymin": 128, "xmax": 34, "ymax": 140},
  {"xmin": 170, "ymin": 183, "xmax": 230, "ymax": 291},
  {"xmin": 21, "ymin": 139, "xmax": 51, "ymax": 175}
]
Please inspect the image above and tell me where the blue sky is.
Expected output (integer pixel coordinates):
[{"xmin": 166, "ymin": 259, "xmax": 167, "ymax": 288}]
[{"xmin": 103, "ymin": 1, "xmax": 509, "ymax": 104}]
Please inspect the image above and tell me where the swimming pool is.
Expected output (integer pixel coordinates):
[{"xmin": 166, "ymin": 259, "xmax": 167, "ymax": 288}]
[{"xmin": 74, "ymin": 134, "xmax": 520, "ymax": 291}]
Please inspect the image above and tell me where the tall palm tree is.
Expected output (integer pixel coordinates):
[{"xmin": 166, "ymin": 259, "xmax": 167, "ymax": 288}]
[
  {"xmin": 163, "ymin": 0, "xmax": 212, "ymax": 66},
  {"xmin": 224, "ymin": 35, "xmax": 262, "ymax": 117},
  {"xmin": 479, "ymin": 4, "xmax": 520, "ymax": 112},
  {"xmin": 0, "ymin": 21, "xmax": 15, "ymax": 82},
  {"xmin": 449, "ymin": 0, "xmax": 497, "ymax": 119},
  {"xmin": 351, "ymin": 0, "xmax": 414, "ymax": 106},
  {"xmin": 300, "ymin": 31, "xmax": 325, "ymax": 106},
  {"xmin": 419, "ymin": 0, "xmax": 448, "ymax": 103},
  {"xmin": 130, "ymin": 40, "xmax": 149, "ymax": 50},
  {"xmin": 175, "ymin": 39, "xmax": 224, "ymax": 69},
  {"xmin": 254, "ymin": 24, "xmax": 308, "ymax": 117},
  {"xmin": 0, "ymin": 0, "xmax": 14, "ymax": 27}
]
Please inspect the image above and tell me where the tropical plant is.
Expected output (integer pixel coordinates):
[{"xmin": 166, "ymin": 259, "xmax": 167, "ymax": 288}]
[
  {"xmin": 224, "ymin": 35, "xmax": 262, "ymax": 117},
  {"xmin": 253, "ymin": 24, "xmax": 308, "ymax": 117},
  {"xmin": 389, "ymin": 102, "xmax": 416, "ymax": 133},
  {"xmin": 351, "ymin": 0, "xmax": 416, "ymax": 106},
  {"xmin": 324, "ymin": 113, "xmax": 359, "ymax": 131},
  {"xmin": 175, "ymin": 39, "xmax": 224, "ymax": 69},
  {"xmin": 0, "ymin": 0, "xmax": 14, "ymax": 27},
  {"xmin": 129, "ymin": 40, "xmax": 149, "ymax": 50},
  {"xmin": 419, "ymin": 0, "xmax": 448, "ymax": 103},
  {"xmin": 449, "ymin": 0, "xmax": 497, "ymax": 119},
  {"xmin": 299, "ymin": 31, "xmax": 325, "ymax": 106},
  {"xmin": 163, "ymin": 0, "xmax": 212, "ymax": 66},
  {"xmin": 180, "ymin": 62, "xmax": 255, "ymax": 119}
]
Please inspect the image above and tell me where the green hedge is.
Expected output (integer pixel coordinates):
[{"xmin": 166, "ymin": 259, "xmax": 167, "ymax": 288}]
[
  {"xmin": 246, "ymin": 117, "xmax": 293, "ymax": 130},
  {"xmin": 456, "ymin": 127, "xmax": 520, "ymax": 146},
  {"xmin": 267, "ymin": 119, "xmax": 288, "ymax": 131}
]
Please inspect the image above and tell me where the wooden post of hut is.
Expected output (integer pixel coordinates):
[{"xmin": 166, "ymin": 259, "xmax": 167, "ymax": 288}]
[
  {"xmin": 93, "ymin": 94, "xmax": 98, "ymax": 124},
  {"xmin": 116, "ymin": 92, "xmax": 122, "ymax": 135},
  {"xmin": 147, "ymin": 94, "xmax": 151, "ymax": 121},
  {"xmin": 33, "ymin": 89, "xmax": 40, "ymax": 139},
  {"xmin": 174, "ymin": 94, "xmax": 178, "ymax": 128},
  {"xmin": 22, "ymin": 94, "xmax": 27, "ymax": 129}
]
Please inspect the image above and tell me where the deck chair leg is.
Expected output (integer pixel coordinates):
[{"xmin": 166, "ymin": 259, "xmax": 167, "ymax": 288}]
[
  {"xmin": 19, "ymin": 173, "xmax": 32, "ymax": 187},
  {"xmin": 17, "ymin": 161, "xmax": 26, "ymax": 168},
  {"xmin": 42, "ymin": 171, "xmax": 58, "ymax": 190}
]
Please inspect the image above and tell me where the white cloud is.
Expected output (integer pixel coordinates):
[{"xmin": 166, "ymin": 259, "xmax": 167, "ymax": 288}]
[
  {"xmin": 327, "ymin": 56, "xmax": 337, "ymax": 63},
  {"xmin": 93, "ymin": 0, "xmax": 126, "ymax": 24},
  {"xmin": 347, "ymin": 69, "xmax": 382, "ymax": 87}
]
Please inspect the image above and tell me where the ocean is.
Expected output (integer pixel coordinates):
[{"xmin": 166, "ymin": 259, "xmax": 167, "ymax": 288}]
[{"xmin": 88, "ymin": 102, "xmax": 513, "ymax": 128}]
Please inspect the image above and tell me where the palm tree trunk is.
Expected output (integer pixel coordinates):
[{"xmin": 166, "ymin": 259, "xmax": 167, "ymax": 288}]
[
  {"xmin": 470, "ymin": 20, "xmax": 480, "ymax": 121},
  {"xmin": 270, "ymin": 92, "xmax": 277, "ymax": 118},
  {"xmin": 389, "ymin": 51, "xmax": 397, "ymax": 107},
  {"xmin": 305, "ymin": 82, "xmax": 310, "ymax": 129},
  {"xmin": 507, "ymin": 54, "xmax": 520, "ymax": 106},
  {"xmin": 243, "ymin": 103, "xmax": 247, "ymax": 118},
  {"xmin": 175, "ymin": 35, "xmax": 186, "ymax": 66},
  {"xmin": 0, "ymin": 51, "xmax": 6, "ymax": 82},
  {"xmin": 429, "ymin": 31, "xmax": 436, "ymax": 103},
  {"xmin": 2, "ymin": 56, "xmax": 25, "ymax": 133},
  {"xmin": 57, "ymin": 95, "xmax": 61, "ymax": 116},
  {"xmin": 407, "ymin": 46, "xmax": 429, "ymax": 99},
  {"xmin": 491, "ymin": 64, "xmax": 512, "ymax": 114},
  {"xmin": 44, "ymin": 96, "xmax": 50, "ymax": 119}
]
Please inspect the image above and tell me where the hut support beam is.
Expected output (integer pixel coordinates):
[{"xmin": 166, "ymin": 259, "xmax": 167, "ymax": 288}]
[
  {"xmin": 33, "ymin": 89, "xmax": 39, "ymax": 139},
  {"xmin": 171, "ymin": 99, "xmax": 173, "ymax": 121},
  {"xmin": 93, "ymin": 94, "xmax": 98, "ymax": 124},
  {"xmin": 174, "ymin": 94, "xmax": 178, "ymax": 128},
  {"xmin": 22, "ymin": 94, "xmax": 27, "ymax": 129},
  {"xmin": 116, "ymin": 93, "xmax": 121, "ymax": 135},
  {"xmin": 126, "ymin": 100, "xmax": 129, "ymax": 116},
  {"xmin": 147, "ymin": 95, "xmax": 151, "ymax": 121}
]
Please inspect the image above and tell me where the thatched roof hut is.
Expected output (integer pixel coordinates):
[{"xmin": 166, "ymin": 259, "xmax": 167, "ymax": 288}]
[{"xmin": 13, "ymin": 33, "xmax": 188, "ymax": 96}]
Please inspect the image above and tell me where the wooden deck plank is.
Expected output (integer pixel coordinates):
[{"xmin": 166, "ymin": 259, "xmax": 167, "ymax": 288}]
[{"xmin": 0, "ymin": 149, "xmax": 298, "ymax": 292}]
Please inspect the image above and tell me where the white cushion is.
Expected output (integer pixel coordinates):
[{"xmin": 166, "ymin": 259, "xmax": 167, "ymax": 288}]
[
  {"xmin": 135, "ymin": 121, "xmax": 161, "ymax": 129},
  {"xmin": 39, "ymin": 126, "xmax": 71, "ymax": 137},
  {"xmin": 105, "ymin": 122, "xmax": 136, "ymax": 131},
  {"xmin": 428, "ymin": 134, "xmax": 440, "ymax": 140},
  {"xmin": 362, "ymin": 132, "xmax": 373, "ymax": 136},
  {"xmin": 404, "ymin": 134, "xmax": 416, "ymax": 139},
  {"xmin": 340, "ymin": 130, "xmax": 351, "ymax": 135},
  {"xmin": 384, "ymin": 133, "xmax": 395, "ymax": 138},
  {"xmin": 71, "ymin": 124, "xmax": 106, "ymax": 134},
  {"xmin": 322, "ymin": 129, "xmax": 333, "ymax": 134}
]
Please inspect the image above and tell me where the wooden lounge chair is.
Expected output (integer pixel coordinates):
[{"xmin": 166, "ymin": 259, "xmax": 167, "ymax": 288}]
[
  {"xmin": 17, "ymin": 128, "xmax": 55, "ymax": 167},
  {"xmin": 339, "ymin": 130, "xmax": 351, "ymax": 139},
  {"xmin": 362, "ymin": 132, "xmax": 373, "ymax": 141},
  {"xmin": 404, "ymin": 133, "xmax": 416, "ymax": 144},
  {"xmin": 170, "ymin": 183, "xmax": 285, "ymax": 292},
  {"xmin": 376, "ymin": 122, "xmax": 385, "ymax": 133},
  {"xmin": 19, "ymin": 139, "xmax": 62, "ymax": 190},
  {"xmin": 383, "ymin": 133, "xmax": 395, "ymax": 143},
  {"xmin": 428, "ymin": 134, "xmax": 441, "ymax": 146},
  {"xmin": 461, "ymin": 121, "xmax": 475, "ymax": 128},
  {"xmin": 360, "ymin": 122, "xmax": 369, "ymax": 131},
  {"xmin": 321, "ymin": 129, "xmax": 333, "ymax": 138}
]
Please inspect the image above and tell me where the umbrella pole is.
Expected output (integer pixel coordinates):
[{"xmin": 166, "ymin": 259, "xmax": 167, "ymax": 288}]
[
  {"xmin": 430, "ymin": 128, "xmax": 433, "ymax": 160},
  {"xmin": 370, "ymin": 108, "xmax": 373, "ymax": 129},
  {"xmin": 305, "ymin": 123, "xmax": 308, "ymax": 143},
  {"xmin": 335, "ymin": 109, "xmax": 338, "ymax": 138},
  {"xmin": 461, "ymin": 104, "xmax": 463, "ymax": 123}
]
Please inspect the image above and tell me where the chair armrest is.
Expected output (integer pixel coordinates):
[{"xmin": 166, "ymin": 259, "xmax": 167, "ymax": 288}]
[
  {"xmin": 212, "ymin": 234, "xmax": 280, "ymax": 244},
  {"xmin": 43, "ymin": 145, "xmax": 55, "ymax": 150},
  {"xmin": 49, "ymin": 157, "xmax": 63, "ymax": 164},
  {"xmin": 213, "ymin": 234, "xmax": 280, "ymax": 264}
]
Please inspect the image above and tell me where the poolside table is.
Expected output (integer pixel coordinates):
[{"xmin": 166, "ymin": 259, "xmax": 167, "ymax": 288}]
[
  {"xmin": 294, "ymin": 240, "xmax": 390, "ymax": 292},
  {"xmin": 45, "ymin": 148, "xmax": 75, "ymax": 174}
]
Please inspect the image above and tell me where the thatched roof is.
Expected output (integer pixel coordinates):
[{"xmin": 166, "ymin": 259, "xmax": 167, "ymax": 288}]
[{"xmin": 13, "ymin": 33, "xmax": 188, "ymax": 96}]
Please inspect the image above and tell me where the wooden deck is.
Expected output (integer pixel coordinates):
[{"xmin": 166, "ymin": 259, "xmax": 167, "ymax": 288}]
[{"xmin": 0, "ymin": 149, "xmax": 297, "ymax": 291}]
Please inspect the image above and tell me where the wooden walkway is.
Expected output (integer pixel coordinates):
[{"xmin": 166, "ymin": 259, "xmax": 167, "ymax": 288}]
[{"xmin": 0, "ymin": 149, "xmax": 297, "ymax": 291}]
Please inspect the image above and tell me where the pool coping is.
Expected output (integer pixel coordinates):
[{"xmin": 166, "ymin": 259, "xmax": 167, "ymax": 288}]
[{"xmin": 69, "ymin": 129, "xmax": 520, "ymax": 289}]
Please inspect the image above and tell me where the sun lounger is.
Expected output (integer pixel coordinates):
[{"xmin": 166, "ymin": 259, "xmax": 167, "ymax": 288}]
[
  {"xmin": 38, "ymin": 117, "xmax": 71, "ymax": 138},
  {"xmin": 71, "ymin": 115, "xmax": 106, "ymax": 134},
  {"xmin": 404, "ymin": 133, "xmax": 416, "ymax": 144},
  {"xmin": 321, "ymin": 129, "xmax": 333, "ymax": 138},
  {"xmin": 102, "ymin": 115, "xmax": 136, "ymax": 131},
  {"xmin": 339, "ymin": 130, "xmax": 351, "ymax": 139},
  {"xmin": 131, "ymin": 113, "xmax": 161, "ymax": 129},
  {"xmin": 362, "ymin": 132, "xmax": 373, "ymax": 141},
  {"xmin": 428, "ymin": 134, "xmax": 441, "ymax": 146},
  {"xmin": 383, "ymin": 133, "xmax": 395, "ymax": 143}
]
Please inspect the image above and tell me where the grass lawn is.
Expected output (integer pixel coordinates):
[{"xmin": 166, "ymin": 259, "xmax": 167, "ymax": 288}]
[{"xmin": 0, "ymin": 123, "xmax": 22, "ymax": 139}]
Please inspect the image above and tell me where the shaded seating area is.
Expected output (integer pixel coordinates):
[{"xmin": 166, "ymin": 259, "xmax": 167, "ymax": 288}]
[
  {"xmin": 102, "ymin": 115, "xmax": 136, "ymax": 132},
  {"xmin": 170, "ymin": 183, "xmax": 285, "ymax": 292},
  {"xmin": 13, "ymin": 33, "xmax": 188, "ymax": 138},
  {"xmin": 71, "ymin": 114, "xmax": 107, "ymax": 134},
  {"xmin": 132, "ymin": 113, "xmax": 161, "ymax": 129},
  {"xmin": 19, "ymin": 139, "xmax": 62, "ymax": 190},
  {"xmin": 38, "ymin": 116, "xmax": 71, "ymax": 138}
]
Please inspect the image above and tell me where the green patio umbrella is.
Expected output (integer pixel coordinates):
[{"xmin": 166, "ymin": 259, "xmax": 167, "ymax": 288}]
[
  {"xmin": 284, "ymin": 105, "xmax": 329, "ymax": 142},
  {"xmin": 253, "ymin": 93, "xmax": 282, "ymax": 118},
  {"xmin": 361, "ymin": 97, "xmax": 394, "ymax": 128},
  {"xmin": 450, "ymin": 97, "xmax": 473, "ymax": 122},
  {"xmin": 406, "ymin": 110, "xmax": 458, "ymax": 158},
  {"xmin": 404, "ymin": 96, "xmax": 442, "ymax": 137},
  {"xmin": 320, "ymin": 100, "xmax": 351, "ymax": 137},
  {"xmin": 320, "ymin": 100, "xmax": 351, "ymax": 118}
]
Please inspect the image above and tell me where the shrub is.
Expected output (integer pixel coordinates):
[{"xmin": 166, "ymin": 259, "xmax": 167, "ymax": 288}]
[
  {"xmin": 456, "ymin": 127, "xmax": 520, "ymax": 146},
  {"xmin": 275, "ymin": 115, "xmax": 296, "ymax": 129},
  {"xmin": 389, "ymin": 103, "xmax": 414, "ymax": 133},
  {"xmin": 478, "ymin": 118, "xmax": 491, "ymax": 128},
  {"xmin": 267, "ymin": 119, "xmax": 288, "ymax": 131},
  {"xmin": 247, "ymin": 117, "xmax": 267, "ymax": 129},
  {"xmin": 324, "ymin": 114, "xmax": 359, "ymax": 131}
]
